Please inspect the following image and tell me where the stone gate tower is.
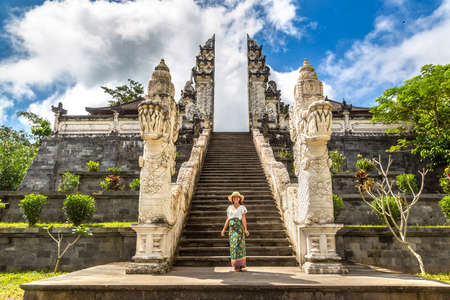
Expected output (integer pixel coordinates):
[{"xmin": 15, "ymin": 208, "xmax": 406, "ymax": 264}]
[
  {"xmin": 247, "ymin": 35, "xmax": 289, "ymax": 132},
  {"xmin": 193, "ymin": 35, "xmax": 215, "ymax": 130}
]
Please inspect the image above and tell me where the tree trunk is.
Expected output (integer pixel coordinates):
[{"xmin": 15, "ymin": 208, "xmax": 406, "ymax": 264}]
[
  {"xmin": 54, "ymin": 257, "xmax": 61, "ymax": 273},
  {"xmin": 406, "ymin": 243, "xmax": 426, "ymax": 274}
]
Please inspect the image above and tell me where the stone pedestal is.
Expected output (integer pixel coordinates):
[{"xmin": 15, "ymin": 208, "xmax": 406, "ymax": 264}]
[
  {"xmin": 126, "ymin": 224, "xmax": 171, "ymax": 274},
  {"xmin": 297, "ymin": 224, "xmax": 347, "ymax": 274}
]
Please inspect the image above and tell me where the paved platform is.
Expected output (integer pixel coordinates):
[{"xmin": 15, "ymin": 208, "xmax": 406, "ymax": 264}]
[{"xmin": 21, "ymin": 263, "xmax": 449, "ymax": 300}]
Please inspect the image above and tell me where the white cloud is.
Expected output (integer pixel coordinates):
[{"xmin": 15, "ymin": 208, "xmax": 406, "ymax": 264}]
[
  {"xmin": 0, "ymin": 98, "xmax": 13, "ymax": 123},
  {"xmin": 262, "ymin": 0, "xmax": 298, "ymax": 36},
  {"xmin": 320, "ymin": 0, "xmax": 450, "ymax": 106},
  {"xmin": 0, "ymin": 0, "xmax": 303, "ymax": 131}
]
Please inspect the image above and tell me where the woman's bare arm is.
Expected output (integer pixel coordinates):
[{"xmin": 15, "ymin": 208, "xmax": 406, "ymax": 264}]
[
  {"xmin": 242, "ymin": 214, "xmax": 250, "ymax": 236},
  {"xmin": 221, "ymin": 218, "xmax": 230, "ymax": 236}
]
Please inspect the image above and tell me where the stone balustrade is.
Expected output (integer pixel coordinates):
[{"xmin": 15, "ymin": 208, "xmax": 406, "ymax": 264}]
[{"xmin": 252, "ymin": 128, "xmax": 300, "ymax": 256}]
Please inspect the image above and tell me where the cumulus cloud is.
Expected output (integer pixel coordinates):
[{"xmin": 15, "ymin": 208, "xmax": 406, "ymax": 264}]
[
  {"xmin": 0, "ymin": 0, "xmax": 303, "ymax": 131},
  {"xmin": 319, "ymin": 0, "xmax": 450, "ymax": 106},
  {"xmin": 0, "ymin": 98, "xmax": 13, "ymax": 123}
]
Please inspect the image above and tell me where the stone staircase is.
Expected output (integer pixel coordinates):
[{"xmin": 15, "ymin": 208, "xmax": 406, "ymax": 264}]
[{"xmin": 175, "ymin": 132, "xmax": 297, "ymax": 266}]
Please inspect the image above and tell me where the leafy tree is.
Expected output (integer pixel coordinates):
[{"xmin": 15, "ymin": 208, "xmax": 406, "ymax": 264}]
[
  {"xmin": 101, "ymin": 79, "xmax": 145, "ymax": 106},
  {"xmin": 370, "ymin": 64, "xmax": 450, "ymax": 170},
  {"xmin": 16, "ymin": 111, "xmax": 52, "ymax": 145},
  {"xmin": 0, "ymin": 126, "xmax": 37, "ymax": 190}
]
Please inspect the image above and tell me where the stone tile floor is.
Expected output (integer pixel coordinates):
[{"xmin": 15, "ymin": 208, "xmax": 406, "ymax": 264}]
[{"xmin": 22, "ymin": 262, "xmax": 449, "ymax": 288}]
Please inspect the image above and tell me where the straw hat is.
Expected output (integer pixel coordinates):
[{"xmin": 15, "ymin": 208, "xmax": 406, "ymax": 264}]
[{"xmin": 228, "ymin": 191, "xmax": 245, "ymax": 203}]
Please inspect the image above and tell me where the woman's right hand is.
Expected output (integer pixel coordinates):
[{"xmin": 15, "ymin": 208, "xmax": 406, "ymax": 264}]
[{"xmin": 221, "ymin": 229, "xmax": 225, "ymax": 237}]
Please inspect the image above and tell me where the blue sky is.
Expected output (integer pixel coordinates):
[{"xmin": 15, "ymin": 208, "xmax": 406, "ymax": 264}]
[{"xmin": 0, "ymin": 0, "xmax": 449, "ymax": 131}]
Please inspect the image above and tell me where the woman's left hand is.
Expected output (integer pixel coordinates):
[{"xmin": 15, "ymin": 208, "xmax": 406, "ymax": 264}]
[{"xmin": 245, "ymin": 230, "xmax": 250, "ymax": 237}]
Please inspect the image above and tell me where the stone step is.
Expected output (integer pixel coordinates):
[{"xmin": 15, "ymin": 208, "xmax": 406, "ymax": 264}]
[
  {"xmin": 187, "ymin": 216, "xmax": 283, "ymax": 224},
  {"xmin": 205, "ymin": 155, "xmax": 259, "ymax": 158},
  {"xmin": 179, "ymin": 238, "xmax": 290, "ymax": 247},
  {"xmin": 182, "ymin": 230, "xmax": 287, "ymax": 239},
  {"xmin": 198, "ymin": 176, "xmax": 267, "ymax": 180},
  {"xmin": 194, "ymin": 191, "xmax": 272, "ymax": 195},
  {"xmin": 194, "ymin": 195, "xmax": 272, "ymax": 199},
  {"xmin": 199, "ymin": 173, "xmax": 265, "ymax": 176},
  {"xmin": 192, "ymin": 195, "xmax": 274, "ymax": 200},
  {"xmin": 195, "ymin": 183, "xmax": 269, "ymax": 187},
  {"xmin": 178, "ymin": 246, "xmax": 293, "ymax": 256},
  {"xmin": 174, "ymin": 256, "xmax": 298, "ymax": 266},
  {"xmin": 189, "ymin": 210, "xmax": 280, "ymax": 217},
  {"xmin": 194, "ymin": 190, "xmax": 271, "ymax": 195},
  {"xmin": 200, "ymin": 167, "xmax": 263, "ymax": 170},
  {"xmin": 204, "ymin": 159, "xmax": 260, "ymax": 162},
  {"xmin": 200, "ymin": 168, "xmax": 264, "ymax": 172},
  {"xmin": 198, "ymin": 175, "xmax": 266, "ymax": 179},
  {"xmin": 191, "ymin": 200, "xmax": 277, "ymax": 206},
  {"xmin": 191, "ymin": 200, "xmax": 275, "ymax": 206},
  {"xmin": 190, "ymin": 204, "xmax": 277, "ymax": 211},
  {"xmin": 184, "ymin": 223, "xmax": 284, "ymax": 231},
  {"xmin": 197, "ymin": 179, "xmax": 268, "ymax": 183}
]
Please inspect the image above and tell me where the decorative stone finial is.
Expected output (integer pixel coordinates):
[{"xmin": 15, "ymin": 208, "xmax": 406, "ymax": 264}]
[
  {"xmin": 147, "ymin": 59, "xmax": 174, "ymax": 98},
  {"xmin": 298, "ymin": 58, "xmax": 318, "ymax": 81}
]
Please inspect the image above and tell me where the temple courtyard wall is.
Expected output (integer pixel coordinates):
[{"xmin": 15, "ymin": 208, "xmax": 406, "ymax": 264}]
[
  {"xmin": 18, "ymin": 134, "xmax": 194, "ymax": 192},
  {"xmin": 270, "ymin": 133, "xmax": 442, "ymax": 193},
  {"xmin": 0, "ymin": 190, "xmax": 446, "ymax": 225},
  {"xmin": 1, "ymin": 226, "xmax": 448, "ymax": 274}
]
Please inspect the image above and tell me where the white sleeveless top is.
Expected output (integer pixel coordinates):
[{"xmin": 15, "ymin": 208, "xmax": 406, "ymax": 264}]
[{"xmin": 227, "ymin": 205, "xmax": 247, "ymax": 220}]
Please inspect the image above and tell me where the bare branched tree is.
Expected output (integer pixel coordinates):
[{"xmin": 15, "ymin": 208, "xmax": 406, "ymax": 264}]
[
  {"xmin": 46, "ymin": 225, "xmax": 92, "ymax": 272},
  {"xmin": 357, "ymin": 155, "xmax": 429, "ymax": 274}
]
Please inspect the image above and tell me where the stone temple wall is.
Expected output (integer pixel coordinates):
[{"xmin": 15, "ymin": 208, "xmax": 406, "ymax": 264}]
[
  {"xmin": 1, "ymin": 190, "xmax": 445, "ymax": 225},
  {"xmin": 1, "ymin": 131, "xmax": 445, "ymax": 225},
  {"xmin": 264, "ymin": 131, "xmax": 446, "ymax": 225},
  {"xmin": 1, "ymin": 227, "xmax": 448, "ymax": 273},
  {"xmin": 269, "ymin": 132, "xmax": 442, "ymax": 193},
  {"xmin": 19, "ymin": 134, "xmax": 193, "ymax": 193}
]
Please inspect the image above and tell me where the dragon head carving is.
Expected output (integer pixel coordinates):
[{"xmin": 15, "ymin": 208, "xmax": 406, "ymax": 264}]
[{"xmin": 139, "ymin": 59, "xmax": 179, "ymax": 144}]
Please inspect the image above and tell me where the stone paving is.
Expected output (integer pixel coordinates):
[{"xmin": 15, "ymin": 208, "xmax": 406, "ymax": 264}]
[{"xmin": 21, "ymin": 263, "xmax": 449, "ymax": 300}]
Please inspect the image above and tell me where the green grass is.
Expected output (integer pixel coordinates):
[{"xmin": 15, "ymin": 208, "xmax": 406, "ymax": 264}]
[
  {"xmin": 416, "ymin": 273, "xmax": 450, "ymax": 283},
  {"xmin": 0, "ymin": 222, "xmax": 135, "ymax": 229},
  {"xmin": 0, "ymin": 271, "xmax": 66, "ymax": 299}
]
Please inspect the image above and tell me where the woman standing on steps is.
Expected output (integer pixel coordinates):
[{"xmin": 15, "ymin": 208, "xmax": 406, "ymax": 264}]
[{"xmin": 221, "ymin": 191, "xmax": 250, "ymax": 272}]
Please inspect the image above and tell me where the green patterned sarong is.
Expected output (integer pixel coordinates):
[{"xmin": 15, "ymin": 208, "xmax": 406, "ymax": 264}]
[{"xmin": 229, "ymin": 218, "xmax": 246, "ymax": 267}]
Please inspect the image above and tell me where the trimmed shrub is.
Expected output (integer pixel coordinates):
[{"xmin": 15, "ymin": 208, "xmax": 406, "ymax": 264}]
[
  {"xmin": 440, "ymin": 195, "xmax": 450, "ymax": 221},
  {"xmin": 329, "ymin": 151, "xmax": 346, "ymax": 173},
  {"xmin": 19, "ymin": 193, "xmax": 47, "ymax": 226},
  {"xmin": 355, "ymin": 156, "xmax": 375, "ymax": 172},
  {"xmin": 86, "ymin": 160, "xmax": 99, "ymax": 172},
  {"xmin": 106, "ymin": 167, "xmax": 122, "ymax": 173},
  {"xmin": 396, "ymin": 173, "xmax": 418, "ymax": 194},
  {"xmin": 333, "ymin": 194, "xmax": 344, "ymax": 219},
  {"xmin": 58, "ymin": 172, "xmax": 80, "ymax": 192},
  {"xmin": 371, "ymin": 196, "xmax": 401, "ymax": 226},
  {"xmin": 129, "ymin": 178, "xmax": 140, "ymax": 191},
  {"xmin": 63, "ymin": 194, "xmax": 96, "ymax": 226}
]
